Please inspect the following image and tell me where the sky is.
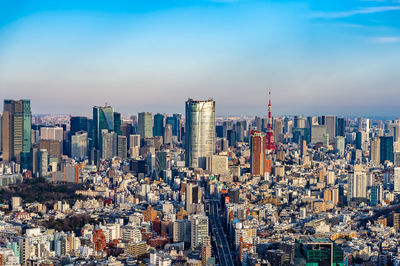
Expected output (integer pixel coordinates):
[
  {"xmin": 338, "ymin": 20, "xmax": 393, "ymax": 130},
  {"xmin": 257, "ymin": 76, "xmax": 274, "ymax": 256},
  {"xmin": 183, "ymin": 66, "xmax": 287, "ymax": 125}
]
[{"xmin": 0, "ymin": 0, "xmax": 400, "ymax": 117}]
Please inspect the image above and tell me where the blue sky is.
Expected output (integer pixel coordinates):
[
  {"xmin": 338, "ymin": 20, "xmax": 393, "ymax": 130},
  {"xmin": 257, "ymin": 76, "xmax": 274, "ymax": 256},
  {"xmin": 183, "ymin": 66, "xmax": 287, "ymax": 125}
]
[{"xmin": 0, "ymin": 0, "xmax": 399, "ymax": 116}]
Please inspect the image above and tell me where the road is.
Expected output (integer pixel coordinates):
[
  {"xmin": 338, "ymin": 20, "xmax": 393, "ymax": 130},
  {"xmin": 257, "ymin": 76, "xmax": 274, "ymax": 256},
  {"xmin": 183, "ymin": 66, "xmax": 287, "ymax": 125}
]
[{"xmin": 208, "ymin": 198, "xmax": 234, "ymax": 266}]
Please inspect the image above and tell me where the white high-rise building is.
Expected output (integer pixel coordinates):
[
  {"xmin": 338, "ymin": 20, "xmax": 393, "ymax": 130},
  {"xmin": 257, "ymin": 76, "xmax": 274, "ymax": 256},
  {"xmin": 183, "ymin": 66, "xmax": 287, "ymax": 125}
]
[
  {"xmin": 190, "ymin": 214, "xmax": 209, "ymax": 249},
  {"xmin": 71, "ymin": 131, "xmax": 87, "ymax": 161},
  {"xmin": 101, "ymin": 130, "xmax": 117, "ymax": 159},
  {"xmin": 40, "ymin": 127, "xmax": 63, "ymax": 142},
  {"xmin": 185, "ymin": 99, "xmax": 216, "ymax": 169},
  {"xmin": 129, "ymin": 134, "xmax": 141, "ymax": 158},
  {"xmin": 348, "ymin": 170, "xmax": 367, "ymax": 199},
  {"xmin": 370, "ymin": 137, "xmax": 381, "ymax": 165},
  {"xmin": 39, "ymin": 149, "xmax": 48, "ymax": 177},
  {"xmin": 394, "ymin": 167, "xmax": 400, "ymax": 193},
  {"xmin": 335, "ymin": 136, "xmax": 345, "ymax": 156}
]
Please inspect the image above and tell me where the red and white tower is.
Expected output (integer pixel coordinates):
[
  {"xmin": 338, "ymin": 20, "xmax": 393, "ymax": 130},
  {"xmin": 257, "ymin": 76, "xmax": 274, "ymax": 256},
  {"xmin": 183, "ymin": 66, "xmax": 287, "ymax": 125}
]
[{"xmin": 265, "ymin": 90, "xmax": 276, "ymax": 153}]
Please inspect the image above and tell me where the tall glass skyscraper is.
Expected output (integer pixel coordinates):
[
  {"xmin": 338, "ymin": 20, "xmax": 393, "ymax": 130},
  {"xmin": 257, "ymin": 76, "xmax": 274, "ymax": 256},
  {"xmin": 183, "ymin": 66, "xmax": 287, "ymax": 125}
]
[
  {"xmin": 380, "ymin": 136, "xmax": 394, "ymax": 163},
  {"xmin": 153, "ymin": 113, "xmax": 164, "ymax": 137},
  {"xmin": 70, "ymin": 116, "xmax": 89, "ymax": 136},
  {"xmin": 138, "ymin": 112, "xmax": 153, "ymax": 139},
  {"xmin": 93, "ymin": 106, "xmax": 114, "ymax": 150},
  {"xmin": 2, "ymin": 99, "xmax": 32, "ymax": 163},
  {"xmin": 185, "ymin": 99, "xmax": 215, "ymax": 168}
]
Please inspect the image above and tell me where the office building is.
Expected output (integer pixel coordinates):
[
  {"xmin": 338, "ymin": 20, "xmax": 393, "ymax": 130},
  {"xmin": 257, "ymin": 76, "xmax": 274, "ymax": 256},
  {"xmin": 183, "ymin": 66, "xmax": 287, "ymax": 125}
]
[
  {"xmin": 323, "ymin": 133, "xmax": 329, "ymax": 152},
  {"xmin": 311, "ymin": 125, "xmax": 327, "ymax": 144},
  {"xmin": 227, "ymin": 130, "xmax": 237, "ymax": 147},
  {"xmin": 322, "ymin": 115, "xmax": 336, "ymax": 143},
  {"xmin": 185, "ymin": 99, "xmax": 216, "ymax": 169},
  {"xmin": 39, "ymin": 139, "xmax": 62, "ymax": 164},
  {"xmin": 93, "ymin": 105, "xmax": 114, "ymax": 150},
  {"xmin": 250, "ymin": 130, "xmax": 267, "ymax": 176},
  {"xmin": 166, "ymin": 114, "xmax": 181, "ymax": 141},
  {"xmin": 206, "ymin": 155, "xmax": 229, "ymax": 175},
  {"xmin": 380, "ymin": 136, "xmax": 394, "ymax": 163},
  {"xmin": 114, "ymin": 112, "xmax": 122, "ymax": 135},
  {"xmin": 370, "ymin": 137, "xmax": 381, "ymax": 165},
  {"xmin": 173, "ymin": 220, "xmax": 191, "ymax": 244},
  {"xmin": 153, "ymin": 113, "xmax": 164, "ymax": 137},
  {"xmin": 70, "ymin": 116, "xmax": 89, "ymax": 136},
  {"xmin": 295, "ymin": 237, "xmax": 343, "ymax": 266},
  {"xmin": 190, "ymin": 215, "xmax": 209, "ymax": 249},
  {"xmin": 129, "ymin": 134, "xmax": 141, "ymax": 158},
  {"xmin": 274, "ymin": 118, "xmax": 284, "ymax": 143},
  {"xmin": 348, "ymin": 170, "xmax": 367, "ymax": 200},
  {"xmin": 335, "ymin": 136, "xmax": 345, "ymax": 156},
  {"xmin": 138, "ymin": 112, "xmax": 153, "ymax": 139},
  {"xmin": 117, "ymin": 135, "xmax": 127, "ymax": 159},
  {"xmin": 101, "ymin": 130, "xmax": 117, "ymax": 160},
  {"xmin": 71, "ymin": 131, "xmax": 88, "ymax": 161},
  {"xmin": 163, "ymin": 124, "xmax": 172, "ymax": 145},
  {"xmin": 394, "ymin": 167, "xmax": 400, "ymax": 193},
  {"xmin": 186, "ymin": 182, "xmax": 202, "ymax": 214},
  {"xmin": 2, "ymin": 99, "xmax": 32, "ymax": 163},
  {"xmin": 39, "ymin": 149, "xmax": 48, "ymax": 177},
  {"xmin": 336, "ymin": 117, "xmax": 345, "ymax": 137}
]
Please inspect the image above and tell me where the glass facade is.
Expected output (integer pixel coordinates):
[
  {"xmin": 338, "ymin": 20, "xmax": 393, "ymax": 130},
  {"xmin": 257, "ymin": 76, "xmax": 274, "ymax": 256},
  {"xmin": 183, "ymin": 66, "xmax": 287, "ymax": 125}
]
[
  {"xmin": 93, "ymin": 106, "xmax": 114, "ymax": 150},
  {"xmin": 138, "ymin": 112, "xmax": 153, "ymax": 139},
  {"xmin": 185, "ymin": 99, "xmax": 215, "ymax": 168},
  {"xmin": 153, "ymin": 113, "xmax": 164, "ymax": 137}
]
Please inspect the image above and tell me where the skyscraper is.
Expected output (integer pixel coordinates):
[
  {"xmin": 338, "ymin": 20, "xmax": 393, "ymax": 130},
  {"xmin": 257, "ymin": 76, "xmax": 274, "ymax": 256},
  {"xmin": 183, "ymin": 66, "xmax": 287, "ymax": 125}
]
[
  {"xmin": 322, "ymin": 115, "xmax": 336, "ymax": 144},
  {"xmin": 138, "ymin": 112, "xmax": 153, "ymax": 139},
  {"xmin": 380, "ymin": 136, "xmax": 394, "ymax": 163},
  {"xmin": 39, "ymin": 149, "xmax": 48, "ymax": 177},
  {"xmin": 250, "ymin": 130, "xmax": 267, "ymax": 176},
  {"xmin": 163, "ymin": 124, "xmax": 172, "ymax": 145},
  {"xmin": 101, "ymin": 130, "xmax": 117, "ymax": 159},
  {"xmin": 370, "ymin": 137, "xmax": 381, "ymax": 165},
  {"xmin": 70, "ymin": 116, "xmax": 89, "ymax": 136},
  {"xmin": 153, "ymin": 113, "xmax": 164, "ymax": 137},
  {"xmin": 93, "ymin": 105, "xmax": 114, "ymax": 150},
  {"xmin": 335, "ymin": 136, "xmax": 345, "ymax": 157},
  {"xmin": 166, "ymin": 114, "xmax": 182, "ymax": 141},
  {"xmin": 129, "ymin": 134, "xmax": 141, "ymax": 158},
  {"xmin": 190, "ymin": 214, "xmax": 209, "ymax": 249},
  {"xmin": 394, "ymin": 167, "xmax": 400, "ymax": 193},
  {"xmin": 2, "ymin": 99, "xmax": 32, "ymax": 163},
  {"xmin": 117, "ymin": 135, "xmax": 127, "ymax": 159},
  {"xmin": 336, "ymin": 117, "xmax": 345, "ymax": 137},
  {"xmin": 185, "ymin": 99, "xmax": 216, "ymax": 169},
  {"xmin": 71, "ymin": 131, "xmax": 88, "ymax": 161},
  {"xmin": 348, "ymin": 170, "xmax": 367, "ymax": 200},
  {"xmin": 114, "ymin": 112, "xmax": 122, "ymax": 135}
]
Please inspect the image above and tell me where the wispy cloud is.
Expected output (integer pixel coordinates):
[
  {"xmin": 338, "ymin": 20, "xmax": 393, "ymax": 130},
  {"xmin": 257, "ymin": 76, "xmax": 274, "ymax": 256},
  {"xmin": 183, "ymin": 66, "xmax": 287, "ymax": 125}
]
[
  {"xmin": 372, "ymin": 36, "xmax": 400, "ymax": 43},
  {"xmin": 312, "ymin": 5, "xmax": 400, "ymax": 18}
]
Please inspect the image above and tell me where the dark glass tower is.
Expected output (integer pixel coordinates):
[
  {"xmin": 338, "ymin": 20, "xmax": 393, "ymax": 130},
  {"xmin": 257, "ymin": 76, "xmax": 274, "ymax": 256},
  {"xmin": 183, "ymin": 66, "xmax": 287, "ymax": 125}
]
[
  {"xmin": 153, "ymin": 113, "xmax": 164, "ymax": 137},
  {"xmin": 93, "ymin": 106, "xmax": 114, "ymax": 150},
  {"xmin": 70, "ymin": 116, "xmax": 89, "ymax": 136},
  {"xmin": 114, "ymin": 112, "xmax": 122, "ymax": 135},
  {"xmin": 2, "ymin": 99, "xmax": 32, "ymax": 163},
  {"xmin": 380, "ymin": 136, "xmax": 394, "ymax": 163}
]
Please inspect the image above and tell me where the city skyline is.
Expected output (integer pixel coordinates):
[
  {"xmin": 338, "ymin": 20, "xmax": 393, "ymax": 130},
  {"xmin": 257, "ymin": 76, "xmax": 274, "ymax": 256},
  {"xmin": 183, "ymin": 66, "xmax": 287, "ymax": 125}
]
[{"xmin": 1, "ymin": 0, "xmax": 400, "ymax": 116}]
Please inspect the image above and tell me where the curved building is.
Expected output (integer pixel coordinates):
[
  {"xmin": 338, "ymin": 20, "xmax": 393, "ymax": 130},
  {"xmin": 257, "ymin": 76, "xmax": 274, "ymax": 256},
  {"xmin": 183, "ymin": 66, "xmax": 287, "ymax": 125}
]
[{"xmin": 185, "ymin": 99, "xmax": 216, "ymax": 169}]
